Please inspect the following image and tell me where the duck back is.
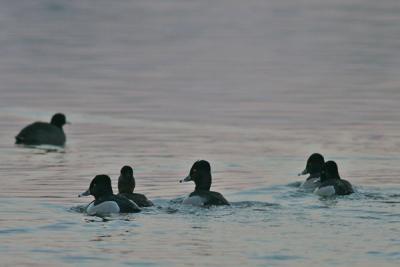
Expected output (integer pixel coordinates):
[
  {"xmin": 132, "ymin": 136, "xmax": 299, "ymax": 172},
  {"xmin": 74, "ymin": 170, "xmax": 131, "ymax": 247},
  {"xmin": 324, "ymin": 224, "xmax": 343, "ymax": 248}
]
[
  {"xmin": 16, "ymin": 122, "xmax": 66, "ymax": 146},
  {"xmin": 118, "ymin": 192, "xmax": 153, "ymax": 207}
]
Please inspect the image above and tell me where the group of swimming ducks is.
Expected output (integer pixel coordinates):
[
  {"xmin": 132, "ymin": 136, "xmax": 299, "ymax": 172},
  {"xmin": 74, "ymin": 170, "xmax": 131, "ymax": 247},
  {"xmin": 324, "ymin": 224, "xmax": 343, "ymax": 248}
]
[{"xmin": 15, "ymin": 113, "xmax": 354, "ymax": 216}]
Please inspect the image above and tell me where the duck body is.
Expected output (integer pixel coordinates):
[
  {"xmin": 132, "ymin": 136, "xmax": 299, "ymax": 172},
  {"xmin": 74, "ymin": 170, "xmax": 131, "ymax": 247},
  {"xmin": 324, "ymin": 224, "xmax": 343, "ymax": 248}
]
[
  {"xmin": 184, "ymin": 190, "xmax": 229, "ymax": 206},
  {"xmin": 314, "ymin": 179, "xmax": 354, "ymax": 197},
  {"xmin": 15, "ymin": 113, "xmax": 68, "ymax": 146},
  {"xmin": 86, "ymin": 194, "xmax": 140, "ymax": 215},
  {"xmin": 181, "ymin": 160, "xmax": 229, "ymax": 207},
  {"xmin": 16, "ymin": 122, "xmax": 66, "ymax": 146},
  {"xmin": 314, "ymin": 161, "xmax": 354, "ymax": 197},
  {"xmin": 298, "ymin": 153, "xmax": 325, "ymax": 191},
  {"xmin": 117, "ymin": 165, "xmax": 153, "ymax": 207},
  {"xmin": 80, "ymin": 174, "xmax": 140, "ymax": 216}
]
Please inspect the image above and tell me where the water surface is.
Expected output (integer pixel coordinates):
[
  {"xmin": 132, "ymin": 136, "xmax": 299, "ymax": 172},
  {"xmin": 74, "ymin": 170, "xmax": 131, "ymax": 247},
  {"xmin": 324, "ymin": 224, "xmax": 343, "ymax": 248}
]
[{"xmin": 1, "ymin": 0, "xmax": 400, "ymax": 266}]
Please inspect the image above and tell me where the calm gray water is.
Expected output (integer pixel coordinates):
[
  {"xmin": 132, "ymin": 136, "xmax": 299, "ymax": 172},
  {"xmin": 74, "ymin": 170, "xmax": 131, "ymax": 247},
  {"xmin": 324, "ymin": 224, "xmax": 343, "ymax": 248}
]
[{"xmin": 1, "ymin": 0, "xmax": 400, "ymax": 266}]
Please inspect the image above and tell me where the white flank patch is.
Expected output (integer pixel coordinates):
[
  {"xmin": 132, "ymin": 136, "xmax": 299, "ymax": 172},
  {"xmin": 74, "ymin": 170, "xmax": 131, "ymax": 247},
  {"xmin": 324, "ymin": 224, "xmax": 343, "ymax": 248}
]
[
  {"xmin": 300, "ymin": 177, "xmax": 320, "ymax": 191},
  {"xmin": 314, "ymin": 186, "xmax": 336, "ymax": 197},
  {"xmin": 182, "ymin": 196, "xmax": 205, "ymax": 206},
  {"xmin": 86, "ymin": 201, "xmax": 120, "ymax": 215}
]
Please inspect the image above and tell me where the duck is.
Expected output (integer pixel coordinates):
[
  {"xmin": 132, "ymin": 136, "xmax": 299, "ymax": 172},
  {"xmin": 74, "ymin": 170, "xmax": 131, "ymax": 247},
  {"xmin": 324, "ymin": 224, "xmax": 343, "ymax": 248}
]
[
  {"xmin": 180, "ymin": 160, "xmax": 229, "ymax": 206},
  {"xmin": 15, "ymin": 113, "xmax": 69, "ymax": 146},
  {"xmin": 314, "ymin": 161, "xmax": 354, "ymax": 197},
  {"xmin": 117, "ymin": 165, "xmax": 153, "ymax": 207},
  {"xmin": 298, "ymin": 153, "xmax": 325, "ymax": 191},
  {"xmin": 79, "ymin": 174, "xmax": 141, "ymax": 215}
]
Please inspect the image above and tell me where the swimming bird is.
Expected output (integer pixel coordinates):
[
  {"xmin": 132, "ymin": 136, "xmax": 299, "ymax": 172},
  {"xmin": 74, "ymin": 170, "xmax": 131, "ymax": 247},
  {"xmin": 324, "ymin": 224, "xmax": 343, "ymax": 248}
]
[
  {"xmin": 79, "ymin": 174, "xmax": 141, "ymax": 215},
  {"xmin": 180, "ymin": 160, "xmax": 229, "ymax": 206},
  {"xmin": 298, "ymin": 153, "xmax": 325, "ymax": 191},
  {"xmin": 117, "ymin": 165, "xmax": 153, "ymax": 207},
  {"xmin": 15, "ymin": 113, "xmax": 69, "ymax": 146},
  {"xmin": 314, "ymin": 161, "xmax": 354, "ymax": 197}
]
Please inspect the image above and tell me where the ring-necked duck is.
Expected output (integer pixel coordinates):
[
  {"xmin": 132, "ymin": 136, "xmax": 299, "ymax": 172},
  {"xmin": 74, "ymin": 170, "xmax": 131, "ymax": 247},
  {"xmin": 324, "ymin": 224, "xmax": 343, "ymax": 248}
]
[
  {"xmin": 79, "ymin": 174, "xmax": 141, "ymax": 215},
  {"xmin": 314, "ymin": 161, "xmax": 354, "ymax": 196},
  {"xmin": 117, "ymin": 165, "xmax": 153, "ymax": 207},
  {"xmin": 15, "ymin": 113, "xmax": 69, "ymax": 146},
  {"xmin": 298, "ymin": 153, "xmax": 325, "ymax": 191},
  {"xmin": 180, "ymin": 160, "xmax": 229, "ymax": 206}
]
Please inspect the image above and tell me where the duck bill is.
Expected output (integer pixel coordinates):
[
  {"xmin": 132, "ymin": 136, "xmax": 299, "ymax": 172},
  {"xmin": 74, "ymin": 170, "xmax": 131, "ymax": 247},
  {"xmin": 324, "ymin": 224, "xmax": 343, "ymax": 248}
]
[
  {"xmin": 78, "ymin": 189, "xmax": 90, "ymax": 197},
  {"xmin": 298, "ymin": 168, "xmax": 308, "ymax": 176},
  {"xmin": 179, "ymin": 175, "xmax": 192, "ymax": 183}
]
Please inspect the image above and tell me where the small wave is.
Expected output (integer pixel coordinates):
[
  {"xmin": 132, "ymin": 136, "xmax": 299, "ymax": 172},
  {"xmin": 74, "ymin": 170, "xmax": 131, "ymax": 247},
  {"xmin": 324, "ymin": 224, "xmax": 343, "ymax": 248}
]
[
  {"xmin": 169, "ymin": 196, "xmax": 185, "ymax": 204},
  {"xmin": 15, "ymin": 144, "xmax": 65, "ymax": 153},
  {"xmin": 351, "ymin": 186, "xmax": 400, "ymax": 203},
  {"xmin": 0, "ymin": 227, "xmax": 31, "ymax": 235},
  {"xmin": 69, "ymin": 205, "xmax": 87, "ymax": 214},
  {"xmin": 254, "ymin": 254, "xmax": 305, "ymax": 261},
  {"xmin": 231, "ymin": 201, "xmax": 280, "ymax": 209},
  {"xmin": 287, "ymin": 181, "xmax": 302, "ymax": 188}
]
